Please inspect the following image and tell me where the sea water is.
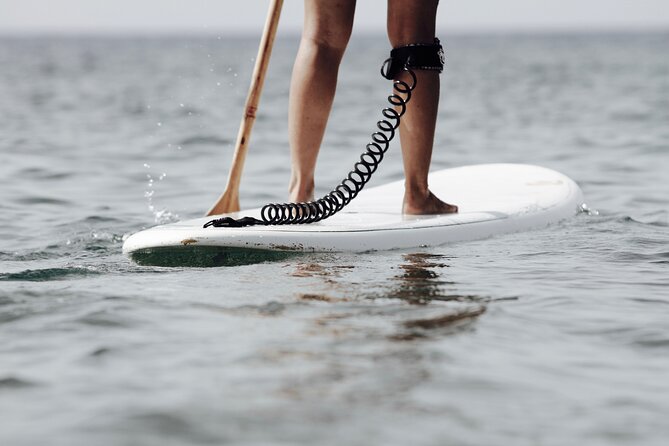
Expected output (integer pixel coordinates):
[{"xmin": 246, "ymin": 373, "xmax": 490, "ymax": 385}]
[{"xmin": 1, "ymin": 32, "xmax": 668, "ymax": 445}]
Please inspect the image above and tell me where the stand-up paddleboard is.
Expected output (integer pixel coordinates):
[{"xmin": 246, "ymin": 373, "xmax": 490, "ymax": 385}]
[{"xmin": 123, "ymin": 164, "xmax": 583, "ymax": 266}]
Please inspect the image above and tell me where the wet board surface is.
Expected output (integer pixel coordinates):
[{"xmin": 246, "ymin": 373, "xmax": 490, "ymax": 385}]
[{"xmin": 123, "ymin": 164, "xmax": 583, "ymax": 265}]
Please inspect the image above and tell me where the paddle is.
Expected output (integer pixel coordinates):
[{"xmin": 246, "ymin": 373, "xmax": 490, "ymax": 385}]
[{"xmin": 206, "ymin": 0, "xmax": 284, "ymax": 216}]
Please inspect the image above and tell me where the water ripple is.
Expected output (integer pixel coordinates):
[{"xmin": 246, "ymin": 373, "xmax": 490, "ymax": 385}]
[
  {"xmin": 0, "ymin": 267, "xmax": 101, "ymax": 282},
  {"xmin": 14, "ymin": 196, "xmax": 73, "ymax": 206},
  {"xmin": 178, "ymin": 134, "xmax": 231, "ymax": 146},
  {"xmin": 0, "ymin": 376, "xmax": 38, "ymax": 389}
]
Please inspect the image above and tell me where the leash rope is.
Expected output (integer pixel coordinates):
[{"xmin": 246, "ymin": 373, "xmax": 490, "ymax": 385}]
[{"xmin": 204, "ymin": 66, "xmax": 417, "ymax": 229}]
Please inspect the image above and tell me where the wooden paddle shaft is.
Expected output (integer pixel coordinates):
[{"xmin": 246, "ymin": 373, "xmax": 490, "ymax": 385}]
[{"xmin": 207, "ymin": 0, "xmax": 283, "ymax": 216}]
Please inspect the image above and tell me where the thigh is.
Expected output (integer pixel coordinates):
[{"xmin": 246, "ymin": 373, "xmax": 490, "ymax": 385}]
[{"xmin": 303, "ymin": 0, "xmax": 357, "ymax": 50}]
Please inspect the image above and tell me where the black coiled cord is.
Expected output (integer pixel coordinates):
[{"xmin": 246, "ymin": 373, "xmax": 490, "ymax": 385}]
[{"xmin": 204, "ymin": 67, "xmax": 417, "ymax": 229}]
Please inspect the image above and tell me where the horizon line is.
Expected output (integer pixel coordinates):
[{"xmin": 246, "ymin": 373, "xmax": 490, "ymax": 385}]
[{"xmin": 0, "ymin": 24, "xmax": 667, "ymax": 38}]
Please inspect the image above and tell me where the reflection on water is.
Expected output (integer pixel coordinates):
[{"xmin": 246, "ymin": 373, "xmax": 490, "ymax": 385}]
[
  {"xmin": 288, "ymin": 252, "xmax": 489, "ymax": 341},
  {"xmin": 386, "ymin": 253, "xmax": 488, "ymax": 340},
  {"xmin": 389, "ymin": 253, "xmax": 486, "ymax": 304}
]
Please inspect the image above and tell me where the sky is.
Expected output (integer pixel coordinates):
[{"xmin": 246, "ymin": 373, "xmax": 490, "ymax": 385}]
[{"xmin": 1, "ymin": 0, "xmax": 668, "ymax": 34}]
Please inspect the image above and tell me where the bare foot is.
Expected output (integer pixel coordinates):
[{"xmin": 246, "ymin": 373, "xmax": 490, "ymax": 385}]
[{"xmin": 403, "ymin": 189, "xmax": 458, "ymax": 215}]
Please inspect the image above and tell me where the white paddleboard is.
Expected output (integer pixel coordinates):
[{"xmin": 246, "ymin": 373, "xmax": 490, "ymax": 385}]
[{"xmin": 123, "ymin": 164, "xmax": 583, "ymax": 264}]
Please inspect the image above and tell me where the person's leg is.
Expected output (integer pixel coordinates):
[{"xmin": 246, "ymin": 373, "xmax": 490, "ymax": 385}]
[
  {"xmin": 387, "ymin": 0, "xmax": 458, "ymax": 214},
  {"xmin": 289, "ymin": 0, "xmax": 356, "ymax": 202}
]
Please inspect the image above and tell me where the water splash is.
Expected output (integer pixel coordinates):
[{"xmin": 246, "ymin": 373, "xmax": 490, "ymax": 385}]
[
  {"xmin": 579, "ymin": 203, "xmax": 600, "ymax": 216},
  {"xmin": 143, "ymin": 164, "xmax": 179, "ymax": 224}
]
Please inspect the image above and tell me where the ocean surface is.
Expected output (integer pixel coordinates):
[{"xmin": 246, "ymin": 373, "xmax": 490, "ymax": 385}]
[{"xmin": 1, "ymin": 31, "xmax": 668, "ymax": 445}]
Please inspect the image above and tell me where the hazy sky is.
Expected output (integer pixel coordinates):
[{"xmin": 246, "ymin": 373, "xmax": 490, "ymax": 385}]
[{"xmin": 1, "ymin": 0, "xmax": 668, "ymax": 34}]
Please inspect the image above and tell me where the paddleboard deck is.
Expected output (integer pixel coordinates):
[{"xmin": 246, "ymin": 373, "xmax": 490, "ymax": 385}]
[{"xmin": 123, "ymin": 164, "xmax": 583, "ymax": 261}]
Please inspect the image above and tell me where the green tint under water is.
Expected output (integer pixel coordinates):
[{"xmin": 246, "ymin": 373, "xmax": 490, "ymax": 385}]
[{"xmin": 129, "ymin": 246, "xmax": 300, "ymax": 267}]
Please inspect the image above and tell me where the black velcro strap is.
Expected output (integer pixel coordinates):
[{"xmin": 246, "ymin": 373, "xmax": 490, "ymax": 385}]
[
  {"xmin": 203, "ymin": 216, "xmax": 264, "ymax": 228},
  {"xmin": 381, "ymin": 38, "xmax": 444, "ymax": 80}
]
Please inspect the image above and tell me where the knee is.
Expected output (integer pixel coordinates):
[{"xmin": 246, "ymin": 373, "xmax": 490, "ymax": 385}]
[
  {"xmin": 300, "ymin": 29, "xmax": 351, "ymax": 63},
  {"xmin": 300, "ymin": 35, "xmax": 348, "ymax": 63}
]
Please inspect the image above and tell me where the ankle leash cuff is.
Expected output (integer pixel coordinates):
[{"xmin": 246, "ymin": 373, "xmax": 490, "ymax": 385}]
[{"xmin": 381, "ymin": 38, "xmax": 444, "ymax": 80}]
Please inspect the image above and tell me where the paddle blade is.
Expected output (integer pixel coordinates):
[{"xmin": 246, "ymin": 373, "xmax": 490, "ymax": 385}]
[{"xmin": 206, "ymin": 189, "xmax": 240, "ymax": 216}]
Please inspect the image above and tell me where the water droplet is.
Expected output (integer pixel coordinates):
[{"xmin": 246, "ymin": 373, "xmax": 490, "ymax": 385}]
[
  {"xmin": 579, "ymin": 203, "xmax": 599, "ymax": 216},
  {"xmin": 143, "ymin": 163, "xmax": 150, "ymax": 169},
  {"xmin": 157, "ymin": 122, "xmax": 162, "ymax": 127}
]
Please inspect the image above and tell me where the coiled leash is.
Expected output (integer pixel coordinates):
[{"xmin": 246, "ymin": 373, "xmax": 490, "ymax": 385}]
[{"xmin": 204, "ymin": 39, "xmax": 444, "ymax": 229}]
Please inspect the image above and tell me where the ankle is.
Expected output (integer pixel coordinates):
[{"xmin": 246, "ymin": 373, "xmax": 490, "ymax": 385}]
[
  {"xmin": 289, "ymin": 175, "xmax": 314, "ymax": 203},
  {"xmin": 402, "ymin": 188, "xmax": 459, "ymax": 215},
  {"xmin": 404, "ymin": 182, "xmax": 430, "ymax": 202}
]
